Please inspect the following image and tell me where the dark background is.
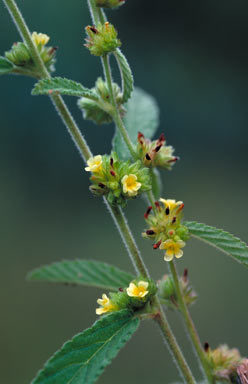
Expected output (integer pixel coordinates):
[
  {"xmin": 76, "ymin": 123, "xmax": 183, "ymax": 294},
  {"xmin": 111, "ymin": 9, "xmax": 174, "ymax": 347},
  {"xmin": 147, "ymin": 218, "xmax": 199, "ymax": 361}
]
[{"xmin": 0, "ymin": 0, "xmax": 248, "ymax": 383}]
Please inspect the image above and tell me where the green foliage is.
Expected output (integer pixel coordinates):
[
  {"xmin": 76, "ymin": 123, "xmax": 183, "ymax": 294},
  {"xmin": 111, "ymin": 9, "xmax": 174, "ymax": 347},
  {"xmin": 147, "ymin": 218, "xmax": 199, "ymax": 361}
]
[
  {"xmin": 112, "ymin": 87, "xmax": 160, "ymax": 160},
  {"xmin": 27, "ymin": 259, "xmax": 134, "ymax": 291},
  {"xmin": 114, "ymin": 48, "xmax": 134, "ymax": 103},
  {"xmin": 0, "ymin": 56, "xmax": 14, "ymax": 74},
  {"xmin": 31, "ymin": 310, "xmax": 139, "ymax": 384},
  {"xmin": 185, "ymin": 221, "xmax": 248, "ymax": 268},
  {"xmin": 32, "ymin": 77, "xmax": 97, "ymax": 99}
]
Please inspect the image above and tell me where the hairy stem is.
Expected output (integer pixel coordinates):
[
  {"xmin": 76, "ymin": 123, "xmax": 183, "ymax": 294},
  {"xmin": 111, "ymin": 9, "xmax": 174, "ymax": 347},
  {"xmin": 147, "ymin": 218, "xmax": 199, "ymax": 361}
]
[
  {"xmin": 169, "ymin": 261, "xmax": 214, "ymax": 383},
  {"xmin": 106, "ymin": 203, "xmax": 149, "ymax": 277},
  {"xmin": 101, "ymin": 54, "xmax": 137, "ymax": 159}
]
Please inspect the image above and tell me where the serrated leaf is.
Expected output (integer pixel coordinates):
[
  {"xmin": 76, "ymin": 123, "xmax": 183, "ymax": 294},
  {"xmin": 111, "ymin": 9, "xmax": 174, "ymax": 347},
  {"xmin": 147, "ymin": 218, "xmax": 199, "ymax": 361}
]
[
  {"xmin": 27, "ymin": 259, "xmax": 134, "ymax": 290},
  {"xmin": 32, "ymin": 310, "xmax": 139, "ymax": 384},
  {"xmin": 114, "ymin": 49, "xmax": 134, "ymax": 103},
  {"xmin": 0, "ymin": 56, "xmax": 14, "ymax": 75},
  {"xmin": 185, "ymin": 221, "xmax": 248, "ymax": 267},
  {"xmin": 112, "ymin": 87, "xmax": 160, "ymax": 160},
  {"xmin": 32, "ymin": 77, "xmax": 97, "ymax": 99}
]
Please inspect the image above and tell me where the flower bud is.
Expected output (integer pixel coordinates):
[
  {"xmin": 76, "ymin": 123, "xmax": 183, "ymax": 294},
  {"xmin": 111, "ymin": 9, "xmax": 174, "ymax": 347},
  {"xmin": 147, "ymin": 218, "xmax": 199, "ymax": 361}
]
[
  {"xmin": 78, "ymin": 77, "xmax": 124, "ymax": 125},
  {"xmin": 4, "ymin": 32, "xmax": 56, "ymax": 76},
  {"xmin": 5, "ymin": 42, "xmax": 31, "ymax": 66},
  {"xmin": 206, "ymin": 345, "xmax": 243, "ymax": 380},
  {"xmin": 137, "ymin": 132, "xmax": 178, "ymax": 170},
  {"xmin": 96, "ymin": 0, "xmax": 125, "ymax": 9},
  {"xmin": 158, "ymin": 271, "xmax": 197, "ymax": 309},
  {"xmin": 85, "ymin": 22, "xmax": 121, "ymax": 56}
]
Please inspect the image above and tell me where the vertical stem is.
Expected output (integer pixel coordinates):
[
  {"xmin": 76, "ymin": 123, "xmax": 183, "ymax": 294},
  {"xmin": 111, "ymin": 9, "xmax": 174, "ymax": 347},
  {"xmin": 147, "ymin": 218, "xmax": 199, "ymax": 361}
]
[
  {"xmin": 106, "ymin": 203, "xmax": 149, "ymax": 278},
  {"xmin": 101, "ymin": 55, "xmax": 137, "ymax": 159},
  {"xmin": 169, "ymin": 261, "xmax": 214, "ymax": 384},
  {"xmin": 153, "ymin": 296, "xmax": 196, "ymax": 384}
]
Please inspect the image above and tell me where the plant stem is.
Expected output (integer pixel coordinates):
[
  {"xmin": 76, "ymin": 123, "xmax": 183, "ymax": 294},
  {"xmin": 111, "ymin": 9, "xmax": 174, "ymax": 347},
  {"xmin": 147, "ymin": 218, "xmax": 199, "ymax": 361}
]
[
  {"xmin": 3, "ymin": 0, "xmax": 93, "ymax": 163},
  {"xmin": 153, "ymin": 296, "xmax": 196, "ymax": 384},
  {"xmin": 101, "ymin": 55, "xmax": 137, "ymax": 159},
  {"xmin": 169, "ymin": 261, "xmax": 214, "ymax": 383},
  {"xmin": 106, "ymin": 204, "xmax": 149, "ymax": 277}
]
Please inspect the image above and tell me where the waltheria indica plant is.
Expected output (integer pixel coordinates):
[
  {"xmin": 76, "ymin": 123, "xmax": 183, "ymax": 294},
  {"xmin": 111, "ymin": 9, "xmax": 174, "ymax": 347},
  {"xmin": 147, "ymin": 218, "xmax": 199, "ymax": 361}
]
[{"xmin": 1, "ymin": 1, "xmax": 248, "ymax": 383}]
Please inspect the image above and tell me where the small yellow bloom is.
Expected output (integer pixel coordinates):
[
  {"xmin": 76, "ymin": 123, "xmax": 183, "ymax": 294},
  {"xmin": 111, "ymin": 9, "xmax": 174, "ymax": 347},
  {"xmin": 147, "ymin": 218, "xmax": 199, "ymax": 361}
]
[
  {"xmin": 96, "ymin": 294, "xmax": 116, "ymax": 315},
  {"xmin": 160, "ymin": 198, "xmax": 183, "ymax": 214},
  {"xmin": 160, "ymin": 239, "xmax": 185, "ymax": 261},
  {"xmin": 85, "ymin": 155, "xmax": 103, "ymax": 173},
  {"xmin": 121, "ymin": 174, "xmax": 141, "ymax": 196},
  {"xmin": 126, "ymin": 281, "xmax": 149, "ymax": 298},
  {"xmin": 32, "ymin": 32, "xmax": 50, "ymax": 46}
]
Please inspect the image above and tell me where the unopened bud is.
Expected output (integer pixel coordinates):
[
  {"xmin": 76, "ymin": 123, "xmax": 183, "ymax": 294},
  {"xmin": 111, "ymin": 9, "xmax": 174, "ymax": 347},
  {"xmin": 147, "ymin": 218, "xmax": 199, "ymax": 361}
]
[
  {"xmin": 85, "ymin": 22, "xmax": 121, "ymax": 56},
  {"xmin": 96, "ymin": 0, "xmax": 125, "ymax": 9}
]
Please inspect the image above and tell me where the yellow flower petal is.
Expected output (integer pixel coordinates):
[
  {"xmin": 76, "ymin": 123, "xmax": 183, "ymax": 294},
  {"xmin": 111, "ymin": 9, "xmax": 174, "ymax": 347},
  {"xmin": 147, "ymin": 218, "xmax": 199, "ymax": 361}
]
[
  {"xmin": 121, "ymin": 174, "xmax": 141, "ymax": 196},
  {"xmin": 85, "ymin": 155, "xmax": 102, "ymax": 173},
  {"xmin": 126, "ymin": 281, "xmax": 149, "ymax": 298},
  {"xmin": 32, "ymin": 32, "xmax": 50, "ymax": 46}
]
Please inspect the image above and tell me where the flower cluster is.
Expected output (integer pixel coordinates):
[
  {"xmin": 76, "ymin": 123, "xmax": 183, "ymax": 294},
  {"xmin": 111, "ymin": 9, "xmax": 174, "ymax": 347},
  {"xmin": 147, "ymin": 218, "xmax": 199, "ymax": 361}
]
[
  {"xmin": 96, "ymin": 0, "xmax": 125, "ymax": 9},
  {"xmin": 85, "ymin": 152, "xmax": 151, "ymax": 207},
  {"xmin": 85, "ymin": 22, "xmax": 121, "ymax": 57},
  {"xmin": 158, "ymin": 269, "xmax": 197, "ymax": 309},
  {"xmin": 142, "ymin": 198, "xmax": 190, "ymax": 261},
  {"xmin": 78, "ymin": 77, "xmax": 124, "ymax": 125},
  {"xmin": 205, "ymin": 344, "xmax": 244, "ymax": 381},
  {"xmin": 5, "ymin": 32, "xmax": 56, "ymax": 73},
  {"xmin": 136, "ymin": 132, "xmax": 178, "ymax": 170},
  {"xmin": 96, "ymin": 278, "xmax": 157, "ymax": 315}
]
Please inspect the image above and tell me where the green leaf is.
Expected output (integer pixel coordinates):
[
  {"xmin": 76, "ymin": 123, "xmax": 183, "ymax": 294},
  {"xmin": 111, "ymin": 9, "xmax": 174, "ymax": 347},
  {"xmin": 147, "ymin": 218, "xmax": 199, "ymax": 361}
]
[
  {"xmin": 32, "ymin": 77, "xmax": 97, "ymax": 99},
  {"xmin": 27, "ymin": 259, "xmax": 134, "ymax": 290},
  {"xmin": 31, "ymin": 310, "xmax": 139, "ymax": 384},
  {"xmin": 0, "ymin": 56, "xmax": 14, "ymax": 75},
  {"xmin": 114, "ymin": 49, "xmax": 134, "ymax": 103},
  {"xmin": 112, "ymin": 87, "xmax": 160, "ymax": 160},
  {"xmin": 185, "ymin": 221, "xmax": 248, "ymax": 268}
]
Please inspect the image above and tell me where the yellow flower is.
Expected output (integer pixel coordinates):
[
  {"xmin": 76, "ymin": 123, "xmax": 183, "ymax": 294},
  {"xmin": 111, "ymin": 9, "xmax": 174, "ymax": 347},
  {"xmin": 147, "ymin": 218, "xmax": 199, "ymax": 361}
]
[
  {"xmin": 121, "ymin": 174, "xmax": 141, "ymax": 196},
  {"xmin": 160, "ymin": 239, "xmax": 185, "ymax": 261},
  {"xmin": 96, "ymin": 294, "xmax": 116, "ymax": 315},
  {"xmin": 85, "ymin": 155, "xmax": 103, "ymax": 173},
  {"xmin": 32, "ymin": 32, "xmax": 50, "ymax": 46},
  {"xmin": 126, "ymin": 281, "xmax": 149, "ymax": 298},
  {"xmin": 160, "ymin": 198, "xmax": 183, "ymax": 214}
]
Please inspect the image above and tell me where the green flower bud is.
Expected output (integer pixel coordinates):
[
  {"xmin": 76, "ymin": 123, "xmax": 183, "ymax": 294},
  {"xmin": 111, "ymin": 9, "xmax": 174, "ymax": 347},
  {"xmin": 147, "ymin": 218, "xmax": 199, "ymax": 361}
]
[
  {"xmin": 4, "ymin": 32, "xmax": 56, "ymax": 76},
  {"xmin": 137, "ymin": 132, "xmax": 179, "ymax": 170},
  {"xmin": 5, "ymin": 42, "xmax": 31, "ymax": 66},
  {"xmin": 96, "ymin": 0, "xmax": 125, "ymax": 9},
  {"xmin": 85, "ymin": 22, "xmax": 121, "ymax": 57},
  {"xmin": 85, "ymin": 152, "xmax": 152, "ymax": 207},
  {"xmin": 78, "ymin": 77, "xmax": 124, "ymax": 125},
  {"xmin": 158, "ymin": 270, "xmax": 197, "ymax": 310}
]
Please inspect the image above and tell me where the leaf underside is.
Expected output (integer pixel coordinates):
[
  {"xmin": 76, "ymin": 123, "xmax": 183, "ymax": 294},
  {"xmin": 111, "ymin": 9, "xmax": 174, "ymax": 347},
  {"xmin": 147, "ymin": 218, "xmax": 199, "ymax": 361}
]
[
  {"xmin": 112, "ymin": 87, "xmax": 160, "ymax": 160},
  {"xmin": 0, "ymin": 56, "xmax": 14, "ymax": 74},
  {"xmin": 27, "ymin": 259, "xmax": 135, "ymax": 290},
  {"xmin": 185, "ymin": 221, "xmax": 248, "ymax": 268},
  {"xmin": 31, "ymin": 310, "xmax": 139, "ymax": 384},
  {"xmin": 31, "ymin": 77, "xmax": 97, "ymax": 99},
  {"xmin": 114, "ymin": 48, "xmax": 134, "ymax": 103}
]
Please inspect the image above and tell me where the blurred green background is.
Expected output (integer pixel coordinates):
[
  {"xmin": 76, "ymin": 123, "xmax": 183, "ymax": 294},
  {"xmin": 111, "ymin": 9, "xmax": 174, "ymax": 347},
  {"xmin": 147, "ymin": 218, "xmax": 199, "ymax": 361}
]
[{"xmin": 1, "ymin": 0, "xmax": 248, "ymax": 383}]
